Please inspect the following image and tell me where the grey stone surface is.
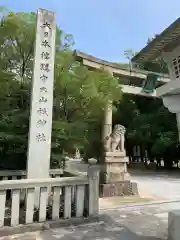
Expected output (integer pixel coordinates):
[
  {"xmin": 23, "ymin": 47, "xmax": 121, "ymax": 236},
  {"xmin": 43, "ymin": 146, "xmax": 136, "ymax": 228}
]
[
  {"xmin": 1, "ymin": 201, "xmax": 177, "ymax": 239},
  {"xmin": 131, "ymin": 171, "xmax": 180, "ymax": 200},
  {"xmin": 168, "ymin": 210, "xmax": 180, "ymax": 240},
  {"xmin": 27, "ymin": 8, "xmax": 56, "ymax": 180}
]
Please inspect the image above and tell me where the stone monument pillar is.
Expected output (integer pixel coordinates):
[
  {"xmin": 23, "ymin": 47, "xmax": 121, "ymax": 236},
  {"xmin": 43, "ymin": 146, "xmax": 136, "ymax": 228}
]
[{"xmin": 27, "ymin": 9, "xmax": 56, "ymax": 179}]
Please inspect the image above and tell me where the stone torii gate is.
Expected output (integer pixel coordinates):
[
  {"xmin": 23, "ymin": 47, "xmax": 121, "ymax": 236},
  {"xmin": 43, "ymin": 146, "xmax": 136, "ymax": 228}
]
[{"xmin": 132, "ymin": 16, "xmax": 180, "ymax": 240}]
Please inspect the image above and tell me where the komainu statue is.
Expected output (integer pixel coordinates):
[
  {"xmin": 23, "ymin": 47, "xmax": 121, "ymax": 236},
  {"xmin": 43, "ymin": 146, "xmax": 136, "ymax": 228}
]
[
  {"xmin": 104, "ymin": 124, "xmax": 126, "ymax": 152},
  {"xmin": 74, "ymin": 148, "xmax": 80, "ymax": 159}
]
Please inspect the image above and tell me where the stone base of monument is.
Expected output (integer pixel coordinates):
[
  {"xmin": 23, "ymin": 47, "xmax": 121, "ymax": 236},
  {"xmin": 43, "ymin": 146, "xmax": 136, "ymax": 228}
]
[
  {"xmin": 168, "ymin": 210, "xmax": 180, "ymax": 240},
  {"xmin": 104, "ymin": 152, "xmax": 130, "ymax": 182},
  {"xmin": 100, "ymin": 152, "xmax": 138, "ymax": 197},
  {"xmin": 100, "ymin": 181, "xmax": 138, "ymax": 198}
]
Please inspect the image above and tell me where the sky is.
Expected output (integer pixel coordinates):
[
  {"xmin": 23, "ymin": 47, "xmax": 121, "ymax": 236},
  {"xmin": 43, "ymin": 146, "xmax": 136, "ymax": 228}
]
[{"xmin": 1, "ymin": 0, "xmax": 180, "ymax": 62}]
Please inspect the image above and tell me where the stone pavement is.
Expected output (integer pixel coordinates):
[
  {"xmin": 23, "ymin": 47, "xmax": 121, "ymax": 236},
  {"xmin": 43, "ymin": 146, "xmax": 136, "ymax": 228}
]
[
  {"xmin": 2, "ymin": 200, "xmax": 180, "ymax": 240},
  {"xmin": 131, "ymin": 171, "xmax": 180, "ymax": 200},
  {"xmin": 0, "ymin": 219, "xmax": 164, "ymax": 240}
]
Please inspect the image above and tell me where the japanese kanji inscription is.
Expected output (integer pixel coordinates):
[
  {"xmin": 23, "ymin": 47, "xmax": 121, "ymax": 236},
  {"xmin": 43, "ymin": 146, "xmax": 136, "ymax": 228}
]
[{"xmin": 27, "ymin": 8, "xmax": 56, "ymax": 180}]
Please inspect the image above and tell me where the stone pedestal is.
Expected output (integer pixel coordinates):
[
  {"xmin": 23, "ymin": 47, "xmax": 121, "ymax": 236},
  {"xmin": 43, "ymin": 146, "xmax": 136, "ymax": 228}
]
[
  {"xmin": 100, "ymin": 181, "xmax": 138, "ymax": 198},
  {"xmin": 104, "ymin": 152, "xmax": 130, "ymax": 183},
  {"xmin": 100, "ymin": 151, "xmax": 137, "ymax": 198}
]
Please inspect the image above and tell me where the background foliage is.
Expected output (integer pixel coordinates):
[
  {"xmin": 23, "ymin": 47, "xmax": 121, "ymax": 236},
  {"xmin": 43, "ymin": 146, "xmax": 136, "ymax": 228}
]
[
  {"xmin": 119, "ymin": 46, "xmax": 179, "ymax": 168},
  {"xmin": 0, "ymin": 7, "xmax": 121, "ymax": 169},
  {"xmin": 0, "ymin": 7, "xmax": 179, "ymax": 170}
]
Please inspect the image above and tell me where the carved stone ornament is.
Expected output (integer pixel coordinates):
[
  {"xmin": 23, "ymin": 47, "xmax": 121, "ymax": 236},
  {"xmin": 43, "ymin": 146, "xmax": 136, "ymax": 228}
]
[{"xmin": 104, "ymin": 124, "xmax": 126, "ymax": 152}]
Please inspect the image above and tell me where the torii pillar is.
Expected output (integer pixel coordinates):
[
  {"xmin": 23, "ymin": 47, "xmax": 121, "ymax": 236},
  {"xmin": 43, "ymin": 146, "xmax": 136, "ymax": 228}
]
[
  {"xmin": 132, "ymin": 17, "xmax": 180, "ymax": 240},
  {"xmin": 101, "ymin": 68, "xmax": 133, "ymax": 198}
]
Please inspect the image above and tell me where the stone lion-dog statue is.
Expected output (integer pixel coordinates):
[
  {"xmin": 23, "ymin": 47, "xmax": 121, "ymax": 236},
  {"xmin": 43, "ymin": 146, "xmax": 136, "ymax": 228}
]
[{"xmin": 104, "ymin": 124, "xmax": 126, "ymax": 152}]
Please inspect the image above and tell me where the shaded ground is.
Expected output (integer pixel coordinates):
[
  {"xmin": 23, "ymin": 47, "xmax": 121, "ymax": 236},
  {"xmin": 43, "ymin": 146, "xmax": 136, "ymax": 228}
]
[
  {"xmin": 0, "ymin": 218, "xmax": 164, "ymax": 240},
  {"xmin": 2, "ymin": 200, "xmax": 178, "ymax": 239}
]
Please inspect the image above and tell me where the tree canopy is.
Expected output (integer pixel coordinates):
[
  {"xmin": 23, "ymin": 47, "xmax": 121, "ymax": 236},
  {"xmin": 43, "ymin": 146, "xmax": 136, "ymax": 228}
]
[
  {"xmin": 0, "ymin": 7, "xmax": 178, "ymax": 170},
  {"xmin": 0, "ymin": 7, "xmax": 122, "ymax": 169}
]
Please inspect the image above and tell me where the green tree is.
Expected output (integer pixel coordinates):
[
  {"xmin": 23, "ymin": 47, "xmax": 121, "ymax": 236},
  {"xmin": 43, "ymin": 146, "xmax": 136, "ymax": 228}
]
[
  {"xmin": 52, "ymin": 50, "xmax": 121, "ymax": 161},
  {"xmin": 115, "ymin": 94, "xmax": 178, "ymax": 167},
  {"xmin": 120, "ymin": 43, "xmax": 178, "ymax": 167},
  {"xmin": 0, "ymin": 7, "xmax": 122, "ymax": 169}
]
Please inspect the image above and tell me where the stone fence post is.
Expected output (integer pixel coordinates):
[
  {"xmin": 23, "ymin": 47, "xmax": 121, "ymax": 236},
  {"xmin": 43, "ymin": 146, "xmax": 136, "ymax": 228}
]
[{"xmin": 88, "ymin": 158, "xmax": 100, "ymax": 216}]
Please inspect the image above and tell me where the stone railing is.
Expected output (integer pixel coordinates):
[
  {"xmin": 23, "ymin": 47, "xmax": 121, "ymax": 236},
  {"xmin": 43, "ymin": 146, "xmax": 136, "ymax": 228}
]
[
  {"xmin": 0, "ymin": 159, "xmax": 99, "ymax": 228},
  {"xmin": 0, "ymin": 169, "xmax": 64, "ymax": 181}
]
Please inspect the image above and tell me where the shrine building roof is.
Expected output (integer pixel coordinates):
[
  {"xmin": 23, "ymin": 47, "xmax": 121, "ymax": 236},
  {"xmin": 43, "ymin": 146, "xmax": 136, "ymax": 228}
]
[{"xmin": 132, "ymin": 17, "xmax": 180, "ymax": 64}]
